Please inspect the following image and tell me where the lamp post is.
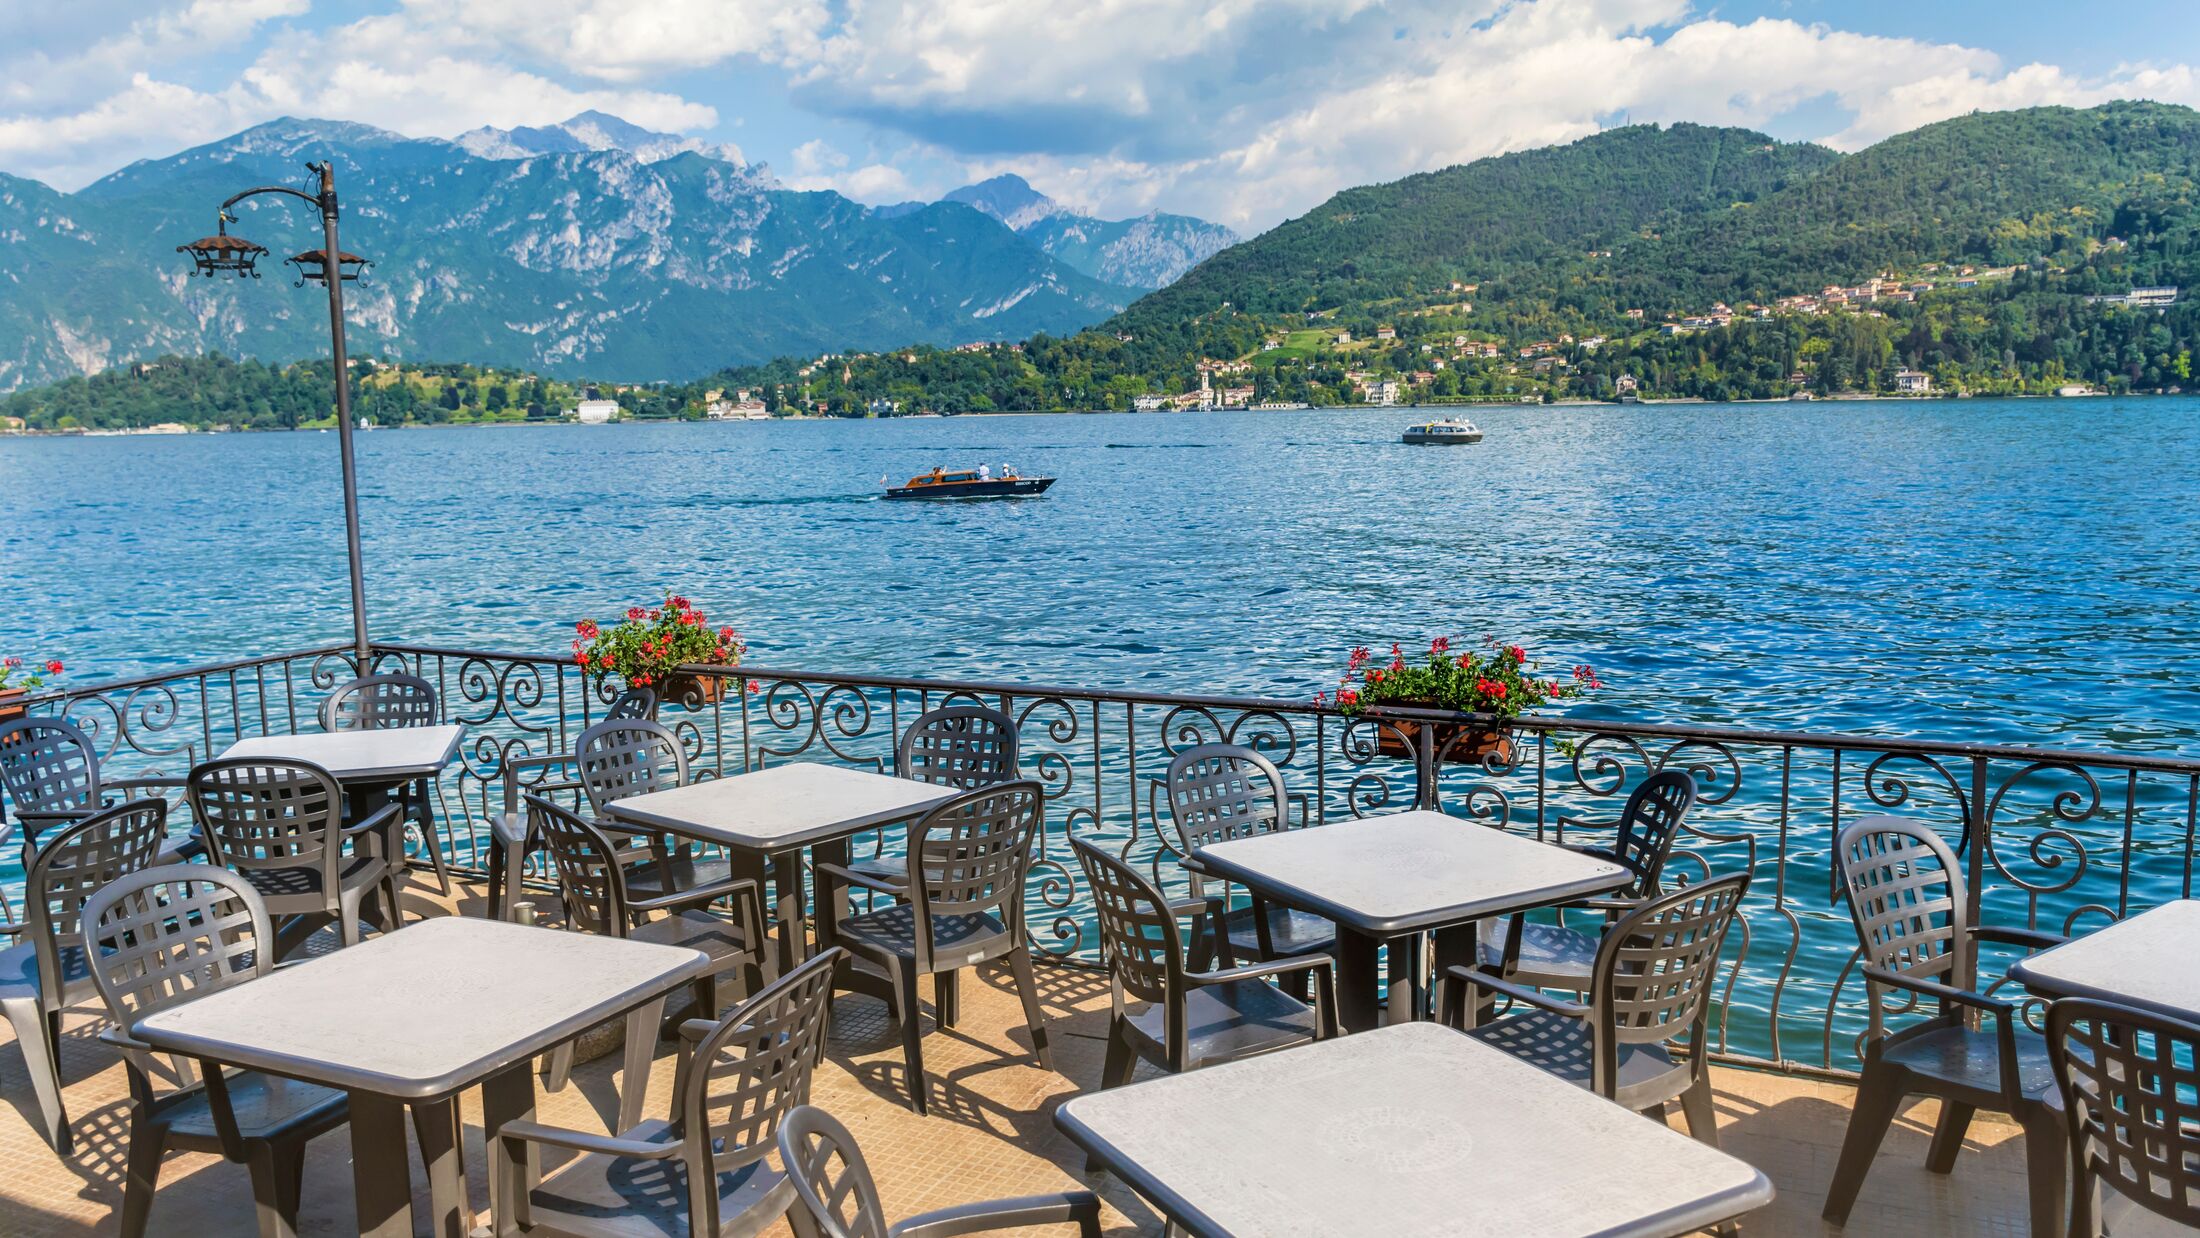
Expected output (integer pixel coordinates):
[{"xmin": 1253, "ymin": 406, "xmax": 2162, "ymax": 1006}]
[{"xmin": 178, "ymin": 161, "xmax": 374, "ymax": 667}]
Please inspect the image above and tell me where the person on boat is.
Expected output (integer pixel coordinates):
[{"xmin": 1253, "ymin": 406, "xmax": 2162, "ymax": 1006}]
[
  {"xmin": 1002, "ymin": 462, "xmax": 1017, "ymax": 478},
  {"xmin": 979, "ymin": 464, "xmax": 992, "ymax": 481},
  {"xmin": 930, "ymin": 467, "xmax": 945, "ymax": 484}
]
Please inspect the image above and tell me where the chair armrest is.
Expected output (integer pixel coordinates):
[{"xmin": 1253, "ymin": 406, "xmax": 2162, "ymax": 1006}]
[
  {"xmin": 98, "ymin": 1025, "xmax": 156, "ymax": 1053},
  {"xmin": 1442, "ymin": 965, "xmax": 1590, "ymax": 1027},
  {"xmin": 1862, "ymin": 965, "xmax": 2014, "ymax": 1016},
  {"xmin": 1971, "ymin": 924, "xmax": 2070, "ymax": 952},
  {"xmin": 675, "ymin": 1017, "xmax": 719, "ymax": 1044},
  {"xmin": 1185, "ymin": 953, "xmax": 1334, "ymax": 988},
  {"xmin": 891, "ymin": 1191, "xmax": 1103, "ymax": 1238},
  {"xmin": 815, "ymin": 859, "xmax": 907, "ymax": 897},
  {"xmin": 495, "ymin": 1119, "xmax": 681, "ymax": 1160},
  {"xmin": 628, "ymin": 875, "xmax": 762, "ymax": 915},
  {"xmin": 341, "ymin": 801, "xmax": 403, "ymax": 838},
  {"xmin": 491, "ymin": 811, "xmax": 530, "ymax": 847},
  {"xmin": 14, "ymin": 807, "xmax": 92, "ymax": 833}
]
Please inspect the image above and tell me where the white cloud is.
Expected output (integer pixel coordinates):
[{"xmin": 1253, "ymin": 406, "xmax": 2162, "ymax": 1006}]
[{"xmin": 4, "ymin": 0, "xmax": 2200, "ymax": 230}]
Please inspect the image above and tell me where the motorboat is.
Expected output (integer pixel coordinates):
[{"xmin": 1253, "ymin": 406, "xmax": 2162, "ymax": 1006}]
[{"xmin": 1401, "ymin": 418, "xmax": 1483, "ymax": 445}]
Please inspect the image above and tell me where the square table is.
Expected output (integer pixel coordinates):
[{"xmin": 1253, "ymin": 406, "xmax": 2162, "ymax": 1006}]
[
  {"xmin": 133, "ymin": 916, "xmax": 710, "ymax": 1238},
  {"xmin": 605, "ymin": 761, "xmax": 960, "ymax": 974},
  {"xmin": 1057, "ymin": 1021, "xmax": 1774, "ymax": 1237},
  {"xmin": 220, "ymin": 723, "xmax": 466, "ymax": 783},
  {"xmin": 2011, "ymin": 899, "xmax": 2200, "ymax": 1021},
  {"xmin": 1194, "ymin": 810, "xmax": 1628, "ymax": 1031}
]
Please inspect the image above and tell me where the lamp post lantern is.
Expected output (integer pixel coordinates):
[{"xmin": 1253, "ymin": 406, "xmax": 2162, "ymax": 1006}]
[{"xmin": 179, "ymin": 161, "xmax": 374, "ymax": 667}]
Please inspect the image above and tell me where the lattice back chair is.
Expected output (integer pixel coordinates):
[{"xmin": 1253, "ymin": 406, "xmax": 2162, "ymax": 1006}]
[
  {"xmin": 574, "ymin": 717, "xmax": 713, "ymax": 896},
  {"xmin": 0, "ymin": 715, "xmax": 188, "ymax": 855},
  {"xmin": 897, "ymin": 704, "xmax": 1019, "ymax": 788},
  {"xmin": 819, "ymin": 781, "xmax": 1053, "ymax": 1115},
  {"xmin": 316, "ymin": 671, "xmax": 454, "ymax": 896},
  {"xmin": 1480, "ymin": 768, "xmax": 1698, "ymax": 991},
  {"xmin": 1448, "ymin": 872, "xmax": 1749, "ymax": 1148},
  {"xmin": 2047, "ymin": 997, "xmax": 2200, "ymax": 1237},
  {"xmin": 188, "ymin": 757, "xmax": 399, "ymax": 958},
  {"xmin": 0, "ymin": 799, "xmax": 169, "ymax": 1153},
  {"xmin": 1162, "ymin": 743, "xmax": 1331, "ymax": 974},
  {"xmin": 837, "ymin": 704, "xmax": 1024, "ymax": 902},
  {"xmin": 494, "ymin": 949, "xmax": 839, "ymax": 1238},
  {"xmin": 525, "ymin": 794, "xmax": 766, "ymax": 1116},
  {"xmin": 1073, "ymin": 835, "xmax": 1333, "ymax": 1084},
  {"xmin": 778, "ymin": 1104, "xmax": 1103, "ymax": 1238},
  {"xmin": 1822, "ymin": 815, "xmax": 2070, "ymax": 1234},
  {"xmin": 316, "ymin": 672, "xmax": 438, "ymax": 732},
  {"xmin": 80, "ymin": 864, "xmax": 350, "ymax": 1238},
  {"xmin": 605, "ymin": 686, "xmax": 659, "ymax": 721}
]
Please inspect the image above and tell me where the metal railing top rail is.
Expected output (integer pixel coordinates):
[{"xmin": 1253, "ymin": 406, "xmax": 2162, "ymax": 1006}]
[
  {"xmin": 12, "ymin": 642, "xmax": 357, "ymax": 710},
  {"xmin": 365, "ymin": 642, "xmax": 2200, "ymax": 777}
]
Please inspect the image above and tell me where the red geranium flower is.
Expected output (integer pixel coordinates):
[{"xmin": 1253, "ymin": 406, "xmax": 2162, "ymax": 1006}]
[{"xmin": 44, "ymin": 661, "xmax": 61, "ymax": 674}]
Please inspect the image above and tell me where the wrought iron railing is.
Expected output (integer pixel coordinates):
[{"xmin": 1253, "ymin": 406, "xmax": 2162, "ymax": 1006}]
[{"xmin": 12, "ymin": 640, "xmax": 2200, "ymax": 1081}]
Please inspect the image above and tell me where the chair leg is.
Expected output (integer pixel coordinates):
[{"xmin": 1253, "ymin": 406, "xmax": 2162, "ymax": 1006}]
[
  {"xmin": 4, "ymin": 997, "xmax": 69, "ymax": 1154},
  {"xmin": 935, "ymin": 970, "xmax": 959, "ymax": 1029},
  {"xmin": 1678, "ymin": 1069, "xmax": 1721, "ymax": 1149},
  {"xmin": 1925, "ymin": 1100, "xmax": 1975, "ymax": 1174},
  {"xmin": 1823, "ymin": 1062, "xmax": 1908, "ymax": 1225},
  {"xmin": 894, "ymin": 964, "xmax": 929, "ymax": 1116},
  {"xmin": 1100, "ymin": 1020, "xmax": 1137, "ymax": 1091},
  {"xmin": 2020, "ymin": 1111, "xmax": 2066, "ymax": 1238},
  {"xmin": 245, "ymin": 1137, "xmax": 307, "ymax": 1238},
  {"xmin": 421, "ymin": 781, "xmax": 455, "ymax": 897},
  {"xmin": 1007, "ymin": 948, "xmax": 1053, "ymax": 1070},
  {"xmin": 118, "ymin": 1110, "xmax": 167, "ymax": 1238}
]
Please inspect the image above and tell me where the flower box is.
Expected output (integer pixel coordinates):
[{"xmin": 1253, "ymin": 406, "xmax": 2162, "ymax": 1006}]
[
  {"xmin": 1370, "ymin": 707, "xmax": 1513, "ymax": 765},
  {"xmin": 1324, "ymin": 637, "xmax": 1600, "ymax": 765},
  {"xmin": 0, "ymin": 688, "xmax": 26, "ymax": 725},
  {"xmin": 573, "ymin": 595, "xmax": 744, "ymax": 713},
  {"xmin": 659, "ymin": 671, "xmax": 728, "ymax": 708}
]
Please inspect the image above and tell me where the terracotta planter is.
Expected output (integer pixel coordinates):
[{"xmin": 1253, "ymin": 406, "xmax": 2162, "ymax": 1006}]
[
  {"xmin": 1367, "ymin": 703, "xmax": 1512, "ymax": 765},
  {"xmin": 658, "ymin": 671, "xmax": 728, "ymax": 709},
  {"xmin": 0, "ymin": 688, "xmax": 26, "ymax": 725}
]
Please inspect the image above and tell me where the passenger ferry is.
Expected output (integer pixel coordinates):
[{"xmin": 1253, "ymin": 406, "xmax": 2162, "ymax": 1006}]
[
  {"xmin": 1401, "ymin": 418, "xmax": 1483, "ymax": 445},
  {"xmin": 884, "ymin": 467, "xmax": 1056, "ymax": 499}
]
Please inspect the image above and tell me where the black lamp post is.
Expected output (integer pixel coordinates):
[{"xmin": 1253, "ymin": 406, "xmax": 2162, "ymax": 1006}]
[{"xmin": 179, "ymin": 161, "xmax": 374, "ymax": 667}]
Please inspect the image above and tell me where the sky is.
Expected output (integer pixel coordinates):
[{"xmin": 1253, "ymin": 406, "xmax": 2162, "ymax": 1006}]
[{"xmin": 3, "ymin": 0, "xmax": 2198, "ymax": 234}]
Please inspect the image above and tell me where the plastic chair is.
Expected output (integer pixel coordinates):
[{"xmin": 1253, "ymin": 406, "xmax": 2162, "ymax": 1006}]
[
  {"xmin": 1072, "ymin": 834, "xmax": 1334, "ymax": 1084},
  {"xmin": 2046, "ymin": 996, "xmax": 2200, "ymax": 1238},
  {"xmin": 1477, "ymin": 768, "xmax": 1698, "ymax": 988},
  {"xmin": 1822, "ymin": 815, "xmax": 2069, "ymax": 1235},
  {"xmin": 0, "ymin": 799, "xmax": 169, "ymax": 1152},
  {"xmin": 81, "ymin": 864, "xmax": 350, "ymax": 1238},
  {"xmin": 493, "ymin": 948, "xmax": 840, "ymax": 1238},
  {"xmin": 0, "ymin": 715, "xmax": 187, "ymax": 856},
  {"xmin": 1446, "ymin": 872, "xmax": 1750, "ymax": 1148},
  {"xmin": 483, "ymin": 687, "xmax": 656, "ymax": 920},
  {"xmin": 1162, "ymin": 743, "xmax": 1333, "ymax": 976},
  {"xmin": 187, "ymin": 757, "xmax": 401, "ymax": 960},
  {"xmin": 837, "ymin": 704, "xmax": 1022, "ymax": 897},
  {"xmin": 575, "ymin": 718, "xmax": 735, "ymax": 899},
  {"xmin": 778, "ymin": 1104, "xmax": 1102, "ymax": 1237},
  {"xmin": 317, "ymin": 671, "xmax": 454, "ymax": 895},
  {"xmin": 817, "ymin": 781, "xmax": 1052, "ymax": 1116}
]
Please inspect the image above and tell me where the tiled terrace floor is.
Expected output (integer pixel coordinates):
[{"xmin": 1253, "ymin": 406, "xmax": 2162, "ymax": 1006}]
[{"xmin": 0, "ymin": 878, "xmax": 2057, "ymax": 1236}]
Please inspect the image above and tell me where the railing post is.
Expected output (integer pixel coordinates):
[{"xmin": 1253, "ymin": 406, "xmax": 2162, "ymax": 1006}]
[{"xmin": 1966, "ymin": 755, "xmax": 1990, "ymax": 926}]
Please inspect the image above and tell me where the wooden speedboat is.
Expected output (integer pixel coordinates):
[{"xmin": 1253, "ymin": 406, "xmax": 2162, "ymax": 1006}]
[{"xmin": 884, "ymin": 468, "xmax": 1056, "ymax": 499}]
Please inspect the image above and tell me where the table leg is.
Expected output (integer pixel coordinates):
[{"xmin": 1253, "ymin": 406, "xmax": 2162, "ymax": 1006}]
[
  {"xmin": 411, "ymin": 1096, "xmax": 473, "ymax": 1238},
  {"xmin": 769, "ymin": 849, "xmax": 807, "ymax": 970},
  {"xmin": 724, "ymin": 850, "xmax": 781, "ymax": 978},
  {"xmin": 483, "ymin": 1061, "xmax": 539, "ymax": 1237},
  {"xmin": 347, "ymin": 1090, "xmax": 415, "ymax": 1238},
  {"xmin": 1430, "ymin": 923, "xmax": 1476, "ymax": 1023},
  {"xmin": 617, "ymin": 996, "xmax": 666, "ymax": 1133},
  {"xmin": 1384, "ymin": 933, "xmax": 1424, "ymax": 1026},
  {"xmin": 810, "ymin": 838, "xmax": 853, "ymax": 954},
  {"xmin": 1334, "ymin": 927, "xmax": 1382, "ymax": 1033}
]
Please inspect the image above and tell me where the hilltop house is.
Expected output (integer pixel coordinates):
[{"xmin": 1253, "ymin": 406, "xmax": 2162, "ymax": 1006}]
[{"xmin": 1376, "ymin": 326, "xmax": 1397, "ymax": 340}]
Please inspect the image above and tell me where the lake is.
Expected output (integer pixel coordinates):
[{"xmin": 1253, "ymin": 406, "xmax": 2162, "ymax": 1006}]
[{"xmin": 6, "ymin": 398, "xmax": 2197, "ymax": 755}]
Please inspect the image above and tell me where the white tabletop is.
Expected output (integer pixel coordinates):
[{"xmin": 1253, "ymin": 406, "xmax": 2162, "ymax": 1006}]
[
  {"xmin": 219, "ymin": 724, "xmax": 465, "ymax": 782},
  {"xmin": 2011, "ymin": 900, "xmax": 2200, "ymax": 1021},
  {"xmin": 1193, "ymin": 810, "xmax": 1628, "ymax": 935},
  {"xmin": 134, "ymin": 917, "xmax": 709, "ymax": 1099},
  {"xmin": 1057, "ymin": 1021, "xmax": 1772, "ymax": 1238},
  {"xmin": 605, "ymin": 761, "xmax": 959, "ymax": 851}
]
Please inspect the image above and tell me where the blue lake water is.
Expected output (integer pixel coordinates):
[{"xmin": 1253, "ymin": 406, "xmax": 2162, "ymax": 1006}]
[
  {"xmin": 7, "ymin": 397, "xmax": 2198, "ymax": 752},
  {"xmin": 7, "ymin": 397, "xmax": 2200, "ymax": 1065}
]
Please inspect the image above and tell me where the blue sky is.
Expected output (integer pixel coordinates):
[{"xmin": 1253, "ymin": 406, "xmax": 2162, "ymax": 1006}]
[{"xmin": 4, "ymin": 1, "xmax": 2196, "ymax": 232}]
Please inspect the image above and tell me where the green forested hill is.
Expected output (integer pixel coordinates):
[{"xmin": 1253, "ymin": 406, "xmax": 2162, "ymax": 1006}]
[{"xmin": 1120, "ymin": 123, "xmax": 1840, "ymax": 329}]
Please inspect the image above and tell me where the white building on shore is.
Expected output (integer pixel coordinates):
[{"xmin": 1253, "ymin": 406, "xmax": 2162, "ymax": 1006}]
[{"xmin": 568, "ymin": 398, "xmax": 618, "ymax": 424}]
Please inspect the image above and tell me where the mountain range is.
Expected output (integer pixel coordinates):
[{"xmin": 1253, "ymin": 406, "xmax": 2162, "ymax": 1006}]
[
  {"xmin": 0, "ymin": 113, "xmax": 1234, "ymax": 392},
  {"xmin": 882, "ymin": 174, "xmax": 1236, "ymax": 291}
]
